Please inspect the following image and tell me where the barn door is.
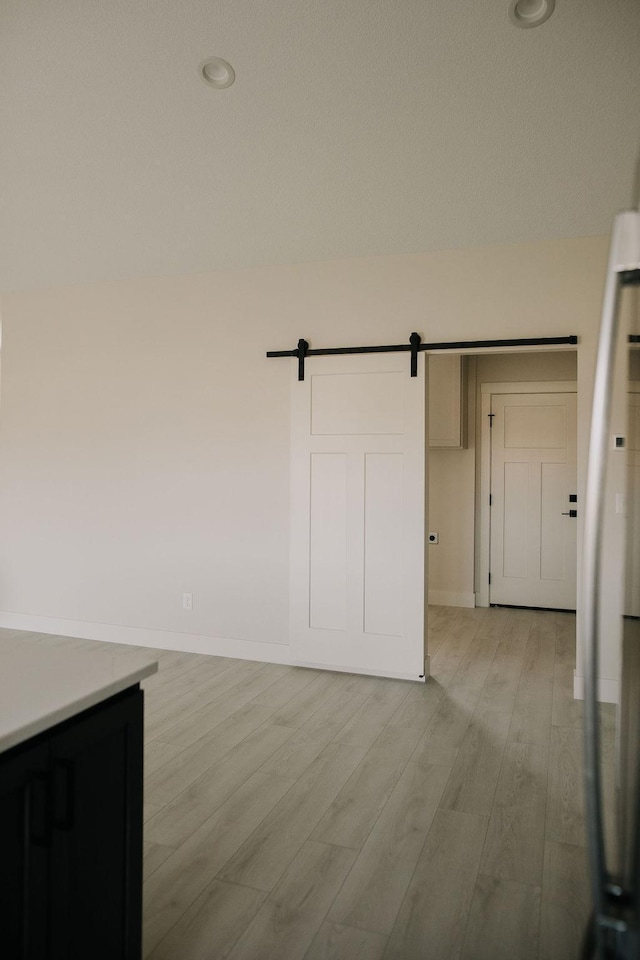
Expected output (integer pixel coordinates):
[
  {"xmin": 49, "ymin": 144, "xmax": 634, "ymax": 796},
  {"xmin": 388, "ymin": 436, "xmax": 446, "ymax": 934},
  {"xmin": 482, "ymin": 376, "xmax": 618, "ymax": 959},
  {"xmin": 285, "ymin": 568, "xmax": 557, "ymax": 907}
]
[
  {"xmin": 489, "ymin": 391, "xmax": 577, "ymax": 610},
  {"xmin": 289, "ymin": 352, "xmax": 427, "ymax": 680}
]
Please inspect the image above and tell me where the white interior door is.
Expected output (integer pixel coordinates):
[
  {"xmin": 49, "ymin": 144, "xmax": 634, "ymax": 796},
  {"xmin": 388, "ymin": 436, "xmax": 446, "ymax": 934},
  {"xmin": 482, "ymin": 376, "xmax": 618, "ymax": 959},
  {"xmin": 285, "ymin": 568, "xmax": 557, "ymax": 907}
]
[
  {"xmin": 289, "ymin": 352, "xmax": 427, "ymax": 681},
  {"xmin": 490, "ymin": 391, "xmax": 577, "ymax": 610}
]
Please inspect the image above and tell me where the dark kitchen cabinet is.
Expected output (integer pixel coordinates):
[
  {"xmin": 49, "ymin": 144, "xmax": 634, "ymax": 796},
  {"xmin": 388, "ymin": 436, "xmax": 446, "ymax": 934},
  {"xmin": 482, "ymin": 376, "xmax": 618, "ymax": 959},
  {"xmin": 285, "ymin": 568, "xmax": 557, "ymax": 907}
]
[
  {"xmin": 1, "ymin": 685, "xmax": 144, "ymax": 960},
  {"xmin": 0, "ymin": 739, "xmax": 50, "ymax": 959}
]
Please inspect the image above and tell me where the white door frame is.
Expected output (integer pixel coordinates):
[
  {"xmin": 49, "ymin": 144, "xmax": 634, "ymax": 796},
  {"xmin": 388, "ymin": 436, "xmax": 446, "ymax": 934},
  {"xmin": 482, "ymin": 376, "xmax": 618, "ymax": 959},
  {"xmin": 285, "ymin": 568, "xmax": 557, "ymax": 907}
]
[{"xmin": 477, "ymin": 379, "xmax": 577, "ymax": 608}]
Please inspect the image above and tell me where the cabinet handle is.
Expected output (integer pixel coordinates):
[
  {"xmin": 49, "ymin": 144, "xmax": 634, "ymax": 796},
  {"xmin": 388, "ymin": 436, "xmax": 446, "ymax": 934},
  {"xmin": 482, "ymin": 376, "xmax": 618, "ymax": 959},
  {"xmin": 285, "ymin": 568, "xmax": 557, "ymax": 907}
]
[
  {"xmin": 29, "ymin": 772, "xmax": 51, "ymax": 848},
  {"xmin": 53, "ymin": 759, "xmax": 74, "ymax": 831}
]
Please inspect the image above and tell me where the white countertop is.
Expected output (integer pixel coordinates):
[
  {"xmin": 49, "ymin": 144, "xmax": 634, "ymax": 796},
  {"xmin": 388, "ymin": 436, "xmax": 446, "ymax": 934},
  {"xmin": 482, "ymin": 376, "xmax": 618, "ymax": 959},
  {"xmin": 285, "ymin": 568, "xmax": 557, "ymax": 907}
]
[{"xmin": 0, "ymin": 638, "xmax": 158, "ymax": 753}]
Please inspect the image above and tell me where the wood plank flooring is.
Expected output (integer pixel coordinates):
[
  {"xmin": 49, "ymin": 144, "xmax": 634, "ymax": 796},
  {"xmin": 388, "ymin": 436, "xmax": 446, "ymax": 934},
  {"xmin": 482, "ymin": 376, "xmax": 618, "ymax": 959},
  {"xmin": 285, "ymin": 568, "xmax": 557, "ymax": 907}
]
[{"xmin": 6, "ymin": 607, "xmax": 615, "ymax": 959}]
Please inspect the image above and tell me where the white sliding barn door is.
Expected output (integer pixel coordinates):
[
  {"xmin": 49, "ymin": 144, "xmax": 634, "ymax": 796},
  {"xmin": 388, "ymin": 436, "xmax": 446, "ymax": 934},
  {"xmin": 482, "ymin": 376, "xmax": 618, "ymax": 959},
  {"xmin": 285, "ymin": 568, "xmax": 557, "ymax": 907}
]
[
  {"xmin": 490, "ymin": 391, "xmax": 577, "ymax": 610},
  {"xmin": 290, "ymin": 353, "xmax": 427, "ymax": 681}
]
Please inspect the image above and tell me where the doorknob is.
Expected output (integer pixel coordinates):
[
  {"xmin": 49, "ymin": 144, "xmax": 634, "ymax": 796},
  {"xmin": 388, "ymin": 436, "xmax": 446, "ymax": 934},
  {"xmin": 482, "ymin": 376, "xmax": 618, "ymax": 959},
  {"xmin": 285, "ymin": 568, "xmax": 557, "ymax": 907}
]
[{"xmin": 562, "ymin": 509, "xmax": 577, "ymax": 517}]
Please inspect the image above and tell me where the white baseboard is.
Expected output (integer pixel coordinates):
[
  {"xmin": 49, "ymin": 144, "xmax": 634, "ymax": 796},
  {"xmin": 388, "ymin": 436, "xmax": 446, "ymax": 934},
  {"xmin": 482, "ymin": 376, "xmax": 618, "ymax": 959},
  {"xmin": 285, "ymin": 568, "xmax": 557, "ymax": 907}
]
[
  {"xmin": 428, "ymin": 590, "xmax": 476, "ymax": 609},
  {"xmin": 0, "ymin": 612, "xmax": 434, "ymax": 681},
  {"xmin": 0, "ymin": 611, "xmax": 291, "ymax": 665},
  {"xmin": 573, "ymin": 671, "xmax": 620, "ymax": 705}
]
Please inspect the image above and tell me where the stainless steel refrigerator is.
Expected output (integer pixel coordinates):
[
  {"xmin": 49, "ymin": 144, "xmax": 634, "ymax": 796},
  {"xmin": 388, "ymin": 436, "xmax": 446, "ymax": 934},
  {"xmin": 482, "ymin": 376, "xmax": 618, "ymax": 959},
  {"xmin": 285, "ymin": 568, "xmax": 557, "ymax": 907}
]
[{"xmin": 582, "ymin": 209, "xmax": 640, "ymax": 958}]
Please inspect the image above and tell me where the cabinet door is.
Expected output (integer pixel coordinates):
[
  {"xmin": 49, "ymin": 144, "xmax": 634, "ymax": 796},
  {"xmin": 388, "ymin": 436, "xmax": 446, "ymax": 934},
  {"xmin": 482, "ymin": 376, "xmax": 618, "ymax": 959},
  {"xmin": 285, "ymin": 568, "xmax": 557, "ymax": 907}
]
[
  {"xmin": 0, "ymin": 741, "xmax": 50, "ymax": 960},
  {"xmin": 49, "ymin": 688, "xmax": 143, "ymax": 960},
  {"xmin": 428, "ymin": 354, "xmax": 464, "ymax": 447}
]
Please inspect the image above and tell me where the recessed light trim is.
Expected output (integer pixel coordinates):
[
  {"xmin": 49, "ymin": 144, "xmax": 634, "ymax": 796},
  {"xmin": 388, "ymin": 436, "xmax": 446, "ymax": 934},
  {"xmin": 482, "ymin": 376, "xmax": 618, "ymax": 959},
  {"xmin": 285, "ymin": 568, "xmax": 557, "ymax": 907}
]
[
  {"xmin": 509, "ymin": 0, "xmax": 555, "ymax": 28},
  {"xmin": 199, "ymin": 57, "xmax": 235, "ymax": 89}
]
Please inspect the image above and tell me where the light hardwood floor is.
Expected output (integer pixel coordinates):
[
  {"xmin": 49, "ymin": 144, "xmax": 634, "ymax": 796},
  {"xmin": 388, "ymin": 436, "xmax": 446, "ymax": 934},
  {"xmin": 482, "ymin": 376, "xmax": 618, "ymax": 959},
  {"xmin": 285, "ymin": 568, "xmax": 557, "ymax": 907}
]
[{"xmin": 14, "ymin": 607, "xmax": 616, "ymax": 959}]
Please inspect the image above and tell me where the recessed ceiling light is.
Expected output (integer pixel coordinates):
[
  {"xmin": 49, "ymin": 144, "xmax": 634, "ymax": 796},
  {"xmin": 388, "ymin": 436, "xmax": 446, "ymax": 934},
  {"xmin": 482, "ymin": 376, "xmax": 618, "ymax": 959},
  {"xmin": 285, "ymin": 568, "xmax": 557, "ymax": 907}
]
[
  {"xmin": 199, "ymin": 57, "xmax": 235, "ymax": 89},
  {"xmin": 509, "ymin": 0, "xmax": 555, "ymax": 28}
]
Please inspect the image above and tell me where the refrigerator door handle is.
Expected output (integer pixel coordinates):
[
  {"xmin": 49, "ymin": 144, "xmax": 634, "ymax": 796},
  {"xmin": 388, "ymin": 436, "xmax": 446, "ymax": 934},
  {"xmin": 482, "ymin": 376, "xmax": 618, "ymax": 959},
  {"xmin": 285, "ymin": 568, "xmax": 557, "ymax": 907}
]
[{"xmin": 583, "ymin": 209, "xmax": 640, "ymax": 958}]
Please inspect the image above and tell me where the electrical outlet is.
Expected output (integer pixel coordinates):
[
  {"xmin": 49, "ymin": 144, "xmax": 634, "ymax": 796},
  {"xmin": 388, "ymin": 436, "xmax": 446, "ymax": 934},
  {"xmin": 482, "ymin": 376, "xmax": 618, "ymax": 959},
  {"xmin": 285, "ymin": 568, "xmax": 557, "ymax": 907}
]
[
  {"xmin": 182, "ymin": 592, "xmax": 193, "ymax": 611},
  {"xmin": 428, "ymin": 532, "xmax": 439, "ymax": 544}
]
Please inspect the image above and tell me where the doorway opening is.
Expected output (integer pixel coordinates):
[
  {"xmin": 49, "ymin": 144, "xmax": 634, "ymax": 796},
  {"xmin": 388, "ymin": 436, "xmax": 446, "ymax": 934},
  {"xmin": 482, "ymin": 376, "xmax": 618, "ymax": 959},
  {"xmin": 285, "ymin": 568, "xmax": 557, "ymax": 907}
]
[{"xmin": 427, "ymin": 349, "xmax": 578, "ymax": 613}]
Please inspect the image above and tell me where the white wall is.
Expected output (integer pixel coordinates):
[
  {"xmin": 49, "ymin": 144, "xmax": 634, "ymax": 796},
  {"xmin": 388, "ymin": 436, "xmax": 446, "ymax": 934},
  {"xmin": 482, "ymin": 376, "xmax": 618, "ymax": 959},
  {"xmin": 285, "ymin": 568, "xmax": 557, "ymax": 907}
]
[
  {"xmin": 427, "ymin": 357, "xmax": 476, "ymax": 608},
  {"xmin": 474, "ymin": 351, "xmax": 578, "ymax": 387},
  {"xmin": 0, "ymin": 236, "xmax": 613, "ymax": 678},
  {"xmin": 427, "ymin": 444, "xmax": 476, "ymax": 608}
]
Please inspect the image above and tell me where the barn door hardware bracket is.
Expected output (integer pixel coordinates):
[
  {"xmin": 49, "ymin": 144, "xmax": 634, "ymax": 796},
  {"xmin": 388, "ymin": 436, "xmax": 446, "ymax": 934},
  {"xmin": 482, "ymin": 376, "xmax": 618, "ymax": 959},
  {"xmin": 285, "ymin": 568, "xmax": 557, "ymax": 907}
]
[
  {"xmin": 409, "ymin": 331, "xmax": 421, "ymax": 377},
  {"xmin": 297, "ymin": 339, "xmax": 309, "ymax": 382}
]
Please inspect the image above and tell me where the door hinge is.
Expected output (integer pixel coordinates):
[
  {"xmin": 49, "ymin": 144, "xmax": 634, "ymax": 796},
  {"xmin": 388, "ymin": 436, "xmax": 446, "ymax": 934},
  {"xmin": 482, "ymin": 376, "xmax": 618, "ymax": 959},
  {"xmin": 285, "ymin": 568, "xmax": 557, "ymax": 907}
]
[
  {"xmin": 489, "ymin": 494, "xmax": 492, "ymax": 506},
  {"xmin": 488, "ymin": 572, "xmax": 492, "ymax": 585},
  {"xmin": 488, "ymin": 413, "xmax": 495, "ymax": 427}
]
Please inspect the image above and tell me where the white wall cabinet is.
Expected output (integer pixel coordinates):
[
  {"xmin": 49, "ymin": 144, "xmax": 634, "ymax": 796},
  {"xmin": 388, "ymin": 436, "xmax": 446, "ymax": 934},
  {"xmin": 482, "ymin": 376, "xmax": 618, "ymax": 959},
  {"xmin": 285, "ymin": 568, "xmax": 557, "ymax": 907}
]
[{"xmin": 428, "ymin": 354, "xmax": 465, "ymax": 448}]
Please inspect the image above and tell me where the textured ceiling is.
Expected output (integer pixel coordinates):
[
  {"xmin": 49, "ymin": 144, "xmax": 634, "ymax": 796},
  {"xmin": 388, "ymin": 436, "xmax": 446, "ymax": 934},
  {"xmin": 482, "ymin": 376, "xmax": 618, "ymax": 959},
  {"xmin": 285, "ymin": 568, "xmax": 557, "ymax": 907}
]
[{"xmin": 1, "ymin": 0, "xmax": 639, "ymax": 292}]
